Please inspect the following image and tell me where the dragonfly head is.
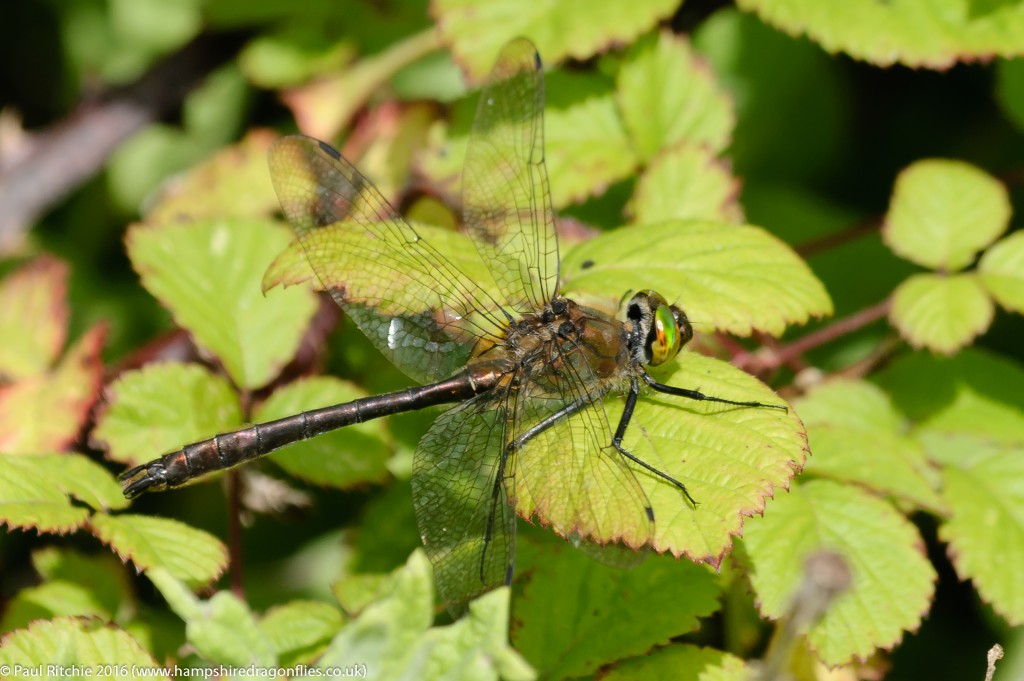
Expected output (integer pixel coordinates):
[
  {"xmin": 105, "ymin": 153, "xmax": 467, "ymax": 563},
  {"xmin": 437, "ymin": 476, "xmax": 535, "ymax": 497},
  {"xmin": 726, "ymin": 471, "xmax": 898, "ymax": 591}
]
[{"xmin": 625, "ymin": 290, "xmax": 694, "ymax": 367}]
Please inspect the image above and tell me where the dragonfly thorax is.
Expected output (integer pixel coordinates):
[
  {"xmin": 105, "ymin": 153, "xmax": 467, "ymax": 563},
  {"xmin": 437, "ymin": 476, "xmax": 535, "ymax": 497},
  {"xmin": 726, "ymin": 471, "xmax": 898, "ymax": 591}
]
[{"xmin": 624, "ymin": 290, "xmax": 694, "ymax": 368}]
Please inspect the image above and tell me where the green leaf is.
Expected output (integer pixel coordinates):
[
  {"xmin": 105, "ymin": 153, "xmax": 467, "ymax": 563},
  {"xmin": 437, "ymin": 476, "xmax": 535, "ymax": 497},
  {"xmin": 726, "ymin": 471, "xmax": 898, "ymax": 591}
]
[
  {"xmin": 414, "ymin": 588, "xmax": 535, "ymax": 681},
  {"xmin": 238, "ymin": 26, "xmax": 355, "ymax": 89},
  {"xmin": 0, "ymin": 257, "xmax": 67, "ymax": 379},
  {"xmin": 889, "ymin": 273, "xmax": 994, "ymax": 355},
  {"xmin": 1, "ymin": 582, "xmax": 111, "ymax": 634},
  {"xmin": 264, "ymin": 220, "xmax": 494, "ymax": 299},
  {"xmin": 319, "ymin": 550, "xmax": 433, "ymax": 667},
  {"xmin": 736, "ymin": 0, "xmax": 1024, "ymax": 69},
  {"xmin": 938, "ymin": 442, "xmax": 1024, "ymax": 625},
  {"xmin": 0, "ymin": 617, "xmax": 166, "ymax": 678},
  {"xmin": 513, "ymin": 546, "xmax": 720, "ymax": 679},
  {"xmin": 616, "ymin": 32, "xmax": 735, "ymax": 161},
  {"xmin": 883, "ymin": 159, "xmax": 1010, "ymax": 271},
  {"xmin": 255, "ymin": 376, "xmax": 391, "ymax": 489},
  {"xmin": 416, "ymin": 70, "xmax": 637, "ymax": 209},
  {"xmin": 147, "ymin": 569, "xmax": 277, "ymax": 667},
  {"xmin": 876, "ymin": 348, "xmax": 1024, "ymax": 446},
  {"xmin": 544, "ymin": 71, "xmax": 638, "ymax": 206},
  {"xmin": 293, "ymin": 551, "xmax": 534, "ymax": 679},
  {"xmin": 260, "ymin": 600, "xmax": 344, "ymax": 665},
  {"xmin": 321, "ymin": 551, "xmax": 534, "ymax": 680},
  {"xmin": 146, "ymin": 130, "xmax": 280, "ymax": 223},
  {"xmin": 628, "ymin": 144, "xmax": 742, "ymax": 225},
  {"xmin": 561, "ymin": 221, "xmax": 833, "ymax": 336},
  {"xmin": 0, "ymin": 453, "xmax": 124, "ymax": 533},
  {"xmin": 433, "ymin": 0, "xmax": 679, "ymax": 80},
  {"xmin": 979, "ymin": 230, "xmax": 1024, "ymax": 314},
  {"xmin": 126, "ymin": 219, "xmax": 319, "ymax": 389},
  {"xmin": 603, "ymin": 644, "xmax": 748, "ymax": 681},
  {"xmin": 0, "ymin": 325, "xmax": 105, "ymax": 454},
  {"xmin": 1, "ymin": 549, "xmax": 130, "ymax": 631},
  {"xmin": 513, "ymin": 352, "xmax": 804, "ymax": 564},
  {"xmin": 796, "ymin": 380, "xmax": 942, "ymax": 511},
  {"xmin": 741, "ymin": 480, "xmax": 936, "ymax": 666},
  {"xmin": 90, "ymin": 513, "xmax": 227, "ymax": 588},
  {"xmin": 92, "ymin": 362, "xmax": 242, "ymax": 466}
]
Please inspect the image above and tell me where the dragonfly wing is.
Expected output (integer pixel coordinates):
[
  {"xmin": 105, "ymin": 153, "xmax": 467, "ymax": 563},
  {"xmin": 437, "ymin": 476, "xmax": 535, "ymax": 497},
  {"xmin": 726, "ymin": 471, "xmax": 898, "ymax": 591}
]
[
  {"xmin": 411, "ymin": 394, "xmax": 515, "ymax": 615},
  {"xmin": 512, "ymin": 366, "xmax": 654, "ymax": 561},
  {"xmin": 269, "ymin": 135, "xmax": 509, "ymax": 384},
  {"xmin": 463, "ymin": 37, "xmax": 559, "ymax": 313}
]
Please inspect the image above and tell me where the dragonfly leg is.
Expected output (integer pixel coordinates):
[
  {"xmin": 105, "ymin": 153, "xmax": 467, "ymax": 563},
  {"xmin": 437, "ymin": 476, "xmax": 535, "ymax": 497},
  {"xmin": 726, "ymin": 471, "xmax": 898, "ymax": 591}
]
[
  {"xmin": 483, "ymin": 397, "xmax": 594, "ymax": 584},
  {"xmin": 641, "ymin": 371, "xmax": 788, "ymax": 411},
  {"xmin": 612, "ymin": 376, "xmax": 698, "ymax": 509}
]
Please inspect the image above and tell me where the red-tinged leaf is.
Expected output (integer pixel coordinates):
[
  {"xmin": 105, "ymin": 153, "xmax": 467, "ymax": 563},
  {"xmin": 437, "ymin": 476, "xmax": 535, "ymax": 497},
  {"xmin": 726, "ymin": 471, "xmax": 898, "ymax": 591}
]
[
  {"xmin": 0, "ymin": 325, "xmax": 106, "ymax": 453},
  {"xmin": 146, "ymin": 129, "xmax": 281, "ymax": 223},
  {"xmin": 0, "ymin": 256, "xmax": 68, "ymax": 380}
]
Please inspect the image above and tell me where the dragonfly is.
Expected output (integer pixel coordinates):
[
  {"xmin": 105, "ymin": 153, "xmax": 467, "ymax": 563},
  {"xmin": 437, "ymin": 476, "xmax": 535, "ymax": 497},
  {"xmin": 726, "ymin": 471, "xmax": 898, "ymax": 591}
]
[{"xmin": 119, "ymin": 38, "xmax": 786, "ymax": 613}]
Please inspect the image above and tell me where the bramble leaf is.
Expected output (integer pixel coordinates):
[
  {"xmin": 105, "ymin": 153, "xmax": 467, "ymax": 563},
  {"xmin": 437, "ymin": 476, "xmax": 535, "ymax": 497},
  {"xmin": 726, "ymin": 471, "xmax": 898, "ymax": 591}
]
[
  {"xmin": 0, "ymin": 549, "xmax": 130, "ymax": 631},
  {"xmin": 876, "ymin": 349, "xmax": 1024, "ymax": 446},
  {"xmin": 628, "ymin": 144, "xmax": 742, "ymax": 225},
  {"xmin": 561, "ymin": 220, "xmax": 833, "ymax": 336},
  {"xmin": 260, "ymin": 600, "xmax": 343, "ymax": 666},
  {"xmin": 741, "ymin": 480, "xmax": 936, "ymax": 666},
  {"xmin": 0, "ymin": 617, "xmax": 167, "ymax": 678},
  {"xmin": 91, "ymin": 513, "xmax": 227, "ymax": 588},
  {"xmin": 147, "ymin": 568, "xmax": 277, "ymax": 667},
  {"xmin": 513, "ymin": 352, "xmax": 804, "ymax": 565},
  {"xmin": 979, "ymin": 231, "xmax": 1024, "ymax": 314},
  {"xmin": 146, "ymin": 130, "xmax": 280, "ymax": 223},
  {"xmin": 883, "ymin": 159, "xmax": 1009, "ymax": 271},
  {"xmin": 889, "ymin": 273, "xmax": 994, "ymax": 355},
  {"xmin": 433, "ymin": 0, "xmax": 678, "ymax": 80},
  {"xmin": 92, "ymin": 362, "xmax": 241, "ymax": 467},
  {"xmin": 0, "ymin": 454, "xmax": 125, "ymax": 533},
  {"xmin": 0, "ymin": 325, "xmax": 105, "ymax": 454},
  {"xmin": 320, "ymin": 550, "xmax": 534, "ymax": 680},
  {"xmin": 937, "ymin": 440, "xmax": 1024, "ymax": 625},
  {"xmin": 796, "ymin": 380, "xmax": 942, "ymax": 512},
  {"xmin": 513, "ymin": 545, "xmax": 720, "ymax": 679},
  {"xmin": 737, "ymin": 0, "xmax": 1024, "ymax": 69},
  {"xmin": 602, "ymin": 644, "xmax": 748, "ymax": 681},
  {"xmin": 617, "ymin": 32, "xmax": 734, "ymax": 161},
  {"xmin": 0, "ymin": 257, "xmax": 68, "ymax": 379},
  {"xmin": 127, "ymin": 219, "xmax": 318, "ymax": 390}
]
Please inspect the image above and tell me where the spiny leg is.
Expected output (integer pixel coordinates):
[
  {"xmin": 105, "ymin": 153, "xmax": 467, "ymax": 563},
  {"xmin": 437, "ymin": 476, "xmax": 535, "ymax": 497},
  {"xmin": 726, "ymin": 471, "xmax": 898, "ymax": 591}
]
[
  {"xmin": 612, "ymin": 376, "xmax": 698, "ymax": 508},
  {"xmin": 483, "ymin": 396, "xmax": 592, "ymax": 585},
  {"xmin": 641, "ymin": 371, "xmax": 788, "ymax": 411}
]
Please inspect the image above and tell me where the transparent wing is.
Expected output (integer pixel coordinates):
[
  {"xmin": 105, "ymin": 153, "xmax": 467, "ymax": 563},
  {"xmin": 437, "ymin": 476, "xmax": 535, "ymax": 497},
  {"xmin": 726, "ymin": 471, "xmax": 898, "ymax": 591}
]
[
  {"xmin": 463, "ymin": 37, "xmax": 559, "ymax": 313},
  {"xmin": 511, "ymin": 353, "xmax": 654, "ymax": 561},
  {"xmin": 411, "ymin": 394, "xmax": 515, "ymax": 615},
  {"xmin": 269, "ymin": 136, "xmax": 511, "ymax": 384}
]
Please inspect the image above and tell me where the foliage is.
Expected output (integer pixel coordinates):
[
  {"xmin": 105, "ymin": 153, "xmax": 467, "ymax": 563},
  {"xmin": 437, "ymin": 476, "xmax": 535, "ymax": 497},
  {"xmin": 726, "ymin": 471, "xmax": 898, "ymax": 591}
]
[{"xmin": 1, "ymin": 1, "xmax": 1023, "ymax": 680}]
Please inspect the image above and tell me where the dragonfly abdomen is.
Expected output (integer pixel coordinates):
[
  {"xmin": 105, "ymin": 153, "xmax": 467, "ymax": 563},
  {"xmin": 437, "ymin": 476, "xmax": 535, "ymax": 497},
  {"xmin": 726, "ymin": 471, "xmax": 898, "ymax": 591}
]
[{"xmin": 119, "ymin": 365, "xmax": 506, "ymax": 499}]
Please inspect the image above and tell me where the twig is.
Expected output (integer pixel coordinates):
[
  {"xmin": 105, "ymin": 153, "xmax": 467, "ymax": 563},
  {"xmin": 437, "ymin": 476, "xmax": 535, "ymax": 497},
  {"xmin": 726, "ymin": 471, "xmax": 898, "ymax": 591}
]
[
  {"xmin": 0, "ymin": 30, "xmax": 250, "ymax": 252},
  {"xmin": 794, "ymin": 216, "xmax": 881, "ymax": 258}
]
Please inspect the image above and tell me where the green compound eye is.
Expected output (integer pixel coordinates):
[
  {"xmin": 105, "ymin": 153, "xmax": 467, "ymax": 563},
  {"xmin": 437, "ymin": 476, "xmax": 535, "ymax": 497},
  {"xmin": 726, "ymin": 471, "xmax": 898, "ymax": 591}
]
[{"xmin": 649, "ymin": 302, "xmax": 682, "ymax": 366}]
